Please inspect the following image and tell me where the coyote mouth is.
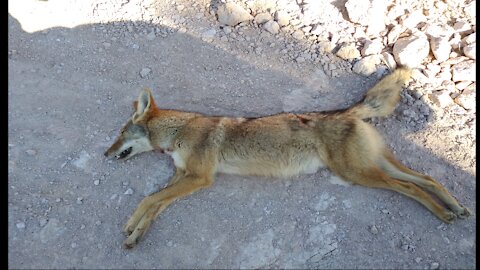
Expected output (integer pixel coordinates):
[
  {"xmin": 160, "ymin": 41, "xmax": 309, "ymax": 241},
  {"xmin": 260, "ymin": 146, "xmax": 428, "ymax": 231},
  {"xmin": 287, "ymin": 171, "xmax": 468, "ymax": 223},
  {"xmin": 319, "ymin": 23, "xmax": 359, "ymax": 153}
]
[{"xmin": 117, "ymin": 147, "xmax": 132, "ymax": 159}]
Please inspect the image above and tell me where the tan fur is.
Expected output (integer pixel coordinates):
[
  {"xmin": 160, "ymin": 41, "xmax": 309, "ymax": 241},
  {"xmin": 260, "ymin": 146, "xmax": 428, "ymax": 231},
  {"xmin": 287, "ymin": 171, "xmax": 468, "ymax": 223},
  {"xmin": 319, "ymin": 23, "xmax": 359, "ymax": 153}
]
[{"xmin": 104, "ymin": 68, "xmax": 470, "ymax": 249}]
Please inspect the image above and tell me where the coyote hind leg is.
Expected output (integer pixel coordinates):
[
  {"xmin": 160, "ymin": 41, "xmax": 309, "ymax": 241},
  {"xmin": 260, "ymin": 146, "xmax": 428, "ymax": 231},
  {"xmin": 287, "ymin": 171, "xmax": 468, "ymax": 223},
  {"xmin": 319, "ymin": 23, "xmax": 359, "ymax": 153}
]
[
  {"xmin": 335, "ymin": 166, "xmax": 457, "ymax": 223},
  {"xmin": 380, "ymin": 149, "xmax": 471, "ymax": 219}
]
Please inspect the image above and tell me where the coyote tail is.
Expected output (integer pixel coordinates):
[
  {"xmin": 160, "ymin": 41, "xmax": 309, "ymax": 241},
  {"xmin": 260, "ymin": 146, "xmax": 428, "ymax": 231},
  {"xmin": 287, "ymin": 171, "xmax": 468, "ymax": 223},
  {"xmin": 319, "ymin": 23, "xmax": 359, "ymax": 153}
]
[{"xmin": 347, "ymin": 67, "xmax": 412, "ymax": 119}]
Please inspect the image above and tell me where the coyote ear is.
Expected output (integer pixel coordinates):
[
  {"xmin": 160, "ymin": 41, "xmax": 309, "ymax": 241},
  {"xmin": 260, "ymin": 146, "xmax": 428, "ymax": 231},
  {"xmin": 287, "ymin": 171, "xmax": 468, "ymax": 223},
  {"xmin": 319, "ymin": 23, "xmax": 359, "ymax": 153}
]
[
  {"xmin": 132, "ymin": 100, "xmax": 138, "ymax": 112},
  {"xmin": 132, "ymin": 88, "xmax": 154, "ymax": 123}
]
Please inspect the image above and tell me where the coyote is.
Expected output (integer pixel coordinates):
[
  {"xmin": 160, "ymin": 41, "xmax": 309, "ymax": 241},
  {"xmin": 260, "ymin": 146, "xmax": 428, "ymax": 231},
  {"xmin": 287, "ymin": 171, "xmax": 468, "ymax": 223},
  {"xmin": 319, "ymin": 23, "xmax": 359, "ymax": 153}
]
[{"xmin": 105, "ymin": 68, "xmax": 470, "ymax": 248}]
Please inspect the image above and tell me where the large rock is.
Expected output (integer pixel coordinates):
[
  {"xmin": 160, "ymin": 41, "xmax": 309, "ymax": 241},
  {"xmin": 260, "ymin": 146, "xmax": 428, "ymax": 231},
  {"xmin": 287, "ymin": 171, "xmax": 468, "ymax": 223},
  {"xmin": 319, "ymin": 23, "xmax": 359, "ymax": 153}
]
[
  {"xmin": 381, "ymin": 52, "xmax": 397, "ymax": 70},
  {"xmin": 430, "ymin": 36, "xmax": 451, "ymax": 62},
  {"xmin": 217, "ymin": 2, "xmax": 253, "ymax": 26},
  {"xmin": 361, "ymin": 39, "xmax": 382, "ymax": 56},
  {"xmin": 274, "ymin": 10, "xmax": 290, "ymax": 26},
  {"xmin": 254, "ymin": 12, "xmax": 272, "ymax": 24},
  {"xmin": 463, "ymin": 43, "xmax": 476, "ymax": 59},
  {"xmin": 454, "ymin": 84, "xmax": 476, "ymax": 110},
  {"xmin": 392, "ymin": 32, "xmax": 429, "ymax": 67},
  {"xmin": 452, "ymin": 60, "xmax": 476, "ymax": 82},
  {"xmin": 352, "ymin": 55, "xmax": 381, "ymax": 76},
  {"xmin": 345, "ymin": 0, "xmax": 387, "ymax": 35},
  {"xmin": 263, "ymin": 20, "xmax": 279, "ymax": 34},
  {"xmin": 464, "ymin": 1, "xmax": 476, "ymax": 18},
  {"xmin": 429, "ymin": 90, "xmax": 454, "ymax": 108},
  {"xmin": 336, "ymin": 43, "xmax": 361, "ymax": 60},
  {"xmin": 400, "ymin": 10, "xmax": 426, "ymax": 29}
]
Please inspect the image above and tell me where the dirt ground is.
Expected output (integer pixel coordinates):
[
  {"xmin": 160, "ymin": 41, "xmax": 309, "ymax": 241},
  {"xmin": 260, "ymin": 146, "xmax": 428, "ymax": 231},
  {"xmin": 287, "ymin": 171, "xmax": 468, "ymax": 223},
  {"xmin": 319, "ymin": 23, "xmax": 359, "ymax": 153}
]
[{"xmin": 8, "ymin": 0, "xmax": 475, "ymax": 269}]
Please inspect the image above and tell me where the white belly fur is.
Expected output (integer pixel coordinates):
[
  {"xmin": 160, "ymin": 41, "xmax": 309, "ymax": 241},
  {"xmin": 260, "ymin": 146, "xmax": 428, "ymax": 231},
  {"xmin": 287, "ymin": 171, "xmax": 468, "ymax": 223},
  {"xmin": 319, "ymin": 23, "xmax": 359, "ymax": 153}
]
[
  {"xmin": 167, "ymin": 150, "xmax": 186, "ymax": 169},
  {"xmin": 168, "ymin": 150, "xmax": 324, "ymax": 177},
  {"xmin": 216, "ymin": 155, "xmax": 325, "ymax": 177}
]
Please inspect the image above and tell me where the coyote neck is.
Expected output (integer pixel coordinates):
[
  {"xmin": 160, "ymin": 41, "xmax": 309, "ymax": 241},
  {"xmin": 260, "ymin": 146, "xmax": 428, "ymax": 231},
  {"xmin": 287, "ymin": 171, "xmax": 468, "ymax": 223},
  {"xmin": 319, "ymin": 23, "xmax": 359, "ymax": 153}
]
[{"xmin": 148, "ymin": 110, "xmax": 199, "ymax": 151}]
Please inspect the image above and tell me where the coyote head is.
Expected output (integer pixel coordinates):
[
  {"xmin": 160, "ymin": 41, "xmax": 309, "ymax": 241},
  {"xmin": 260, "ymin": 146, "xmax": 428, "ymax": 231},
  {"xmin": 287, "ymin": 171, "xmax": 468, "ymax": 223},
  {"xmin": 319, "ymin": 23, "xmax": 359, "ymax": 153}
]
[{"xmin": 104, "ymin": 89, "xmax": 156, "ymax": 160}]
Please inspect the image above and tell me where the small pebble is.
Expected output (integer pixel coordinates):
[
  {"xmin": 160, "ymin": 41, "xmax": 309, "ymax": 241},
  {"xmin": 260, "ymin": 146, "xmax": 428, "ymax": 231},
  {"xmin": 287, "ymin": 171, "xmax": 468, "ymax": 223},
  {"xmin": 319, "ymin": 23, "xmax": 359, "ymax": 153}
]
[
  {"xmin": 370, "ymin": 225, "xmax": 379, "ymax": 234},
  {"xmin": 80, "ymin": 224, "xmax": 86, "ymax": 229},
  {"xmin": 26, "ymin": 149, "xmax": 37, "ymax": 155},
  {"xmin": 95, "ymin": 220, "xmax": 102, "ymax": 226},
  {"xmin": 124, "ymin": 188, "xmax": 134, "ymax": 195},
  {"xmin": 76, "ymin": 197, "xmax": 83, "ymax": 204},
  {"xmin": 94, "ymin": 180, "xmax": 100, "ymax": 186},
  {"xmin": 16, "ymin": 222, "xmax": 26, "ymax": 229},
  {"xmin": 71, "ymin": 243, "xmax": 77, "ymax": 248},
  {"xmin": 415, "ymin": 257, "xmax": 422, "ymax": 263},
  {"xmin": 140, "ymin": 68, "xmax": 151, "ymax": 78},
  {"xmin": 39, "ymin": 218, "xmax": 48, "ymax": 227},
  {"xmin": 430, "ymin": 262, "xmax": 439, "ymax": 269}
]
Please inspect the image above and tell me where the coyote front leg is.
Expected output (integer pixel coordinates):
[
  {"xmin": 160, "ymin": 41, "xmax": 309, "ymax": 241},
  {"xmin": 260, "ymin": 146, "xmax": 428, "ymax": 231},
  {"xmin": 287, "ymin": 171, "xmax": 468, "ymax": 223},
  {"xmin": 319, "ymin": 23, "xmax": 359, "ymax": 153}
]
[{"xmin": 123, "ymin": 170, "xmax": 213, "ymax": 248}]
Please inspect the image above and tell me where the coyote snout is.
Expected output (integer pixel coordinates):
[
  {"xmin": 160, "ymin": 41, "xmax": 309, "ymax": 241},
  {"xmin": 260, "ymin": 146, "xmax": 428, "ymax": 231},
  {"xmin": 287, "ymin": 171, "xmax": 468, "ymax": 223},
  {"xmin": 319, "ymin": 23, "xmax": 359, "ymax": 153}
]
[{"xmin": 105, "ymin": 68, "xmax": 471, "ymax": 249}]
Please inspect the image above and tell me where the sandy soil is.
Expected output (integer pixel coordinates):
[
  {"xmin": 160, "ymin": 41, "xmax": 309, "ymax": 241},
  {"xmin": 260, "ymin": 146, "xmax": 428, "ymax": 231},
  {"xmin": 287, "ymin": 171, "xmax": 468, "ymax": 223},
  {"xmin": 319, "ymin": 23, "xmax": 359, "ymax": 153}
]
[{"xmin": 8, "ymin": 0, "xmax": 475, "ymax": 269}]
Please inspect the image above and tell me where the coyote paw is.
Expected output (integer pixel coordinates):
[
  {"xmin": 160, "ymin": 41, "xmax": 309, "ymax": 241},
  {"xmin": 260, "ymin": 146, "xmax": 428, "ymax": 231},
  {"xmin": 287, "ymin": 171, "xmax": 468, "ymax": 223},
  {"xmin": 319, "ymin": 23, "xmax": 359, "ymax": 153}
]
[
  {"xmin": 440, "ymin": 211, "xmax": 457, "ymax": 224},
  {"xmin": 456, "ymin": 206, "xmax": 472, "ymax": 219},
  {"xmin": 123, "ymin": 236, "xmax": 140, "ymax": 249},
  {"xmin": 123, "ymin": 222, "xmax": 136, "ymax": 236}
]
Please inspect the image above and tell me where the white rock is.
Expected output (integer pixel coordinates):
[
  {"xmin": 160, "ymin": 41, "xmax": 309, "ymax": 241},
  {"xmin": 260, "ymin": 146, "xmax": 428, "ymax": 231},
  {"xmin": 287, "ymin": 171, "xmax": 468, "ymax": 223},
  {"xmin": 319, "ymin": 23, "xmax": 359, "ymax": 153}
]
[
  {"xmin": 387, "ymin": 25, "xmax": 406, "ymax": 45},
  {"xmin": 462, "ymin": 33, "xmax": 476, "ymax": 45},
  {"xmin": 124, "ymin": 188, "xmax": 134, "ymax": 195},
  {"xmin": 437, "ymin": 70, "xmax": 452, "ymax": 81},
  {"xmin": 430, "ymin": 262, "xmax": 440, "ymax": 270},
  {"xmin": 345, "ymin": 0, "xmax": 388, "ymax": 28},
  {"xmin": 16, "ymin": 222, "xmax": 26, "ymax": 229},
  {"xmin": 93, "ymin": 180, "xmax": 100, "ymax": 186},
  {"xmin": 463, "ymin": 43, "xmax": 476, "ymax": 59},
  {"xmin": 274, "ymin": 10, "xmax": 290, "ymax": 26},
  {"xmin": 393, "ymin": 32, "xmax": 429, "ymax": 67},
  {"xmin": 352, "ymin": 55, "xmax": 381, "ymax": 76},
  {"xmin": 411, "ymin": 69, "xmax": 429, "ymax": 85},
  {"xmin": 455, "ymin": 81, "xmax": 472, "ymax": 90},
  {"xmin": 336, "ymin": 43, "xmax": 361, "ymax": 60},
  {"xmin": 361, "ymin": 39, "xmax": 382, "ymax": 56},
  {"xmin": 223, "ymin": 26, "xmax": 232, "ymax": 34},
  {"xmin": 310, "ymin": 24, "xmax": 324, "ymax": 36},
  {"xmin": 26, "ymin": 149, "xmax": 37, "ymax": 156},
  {"xmin": 254, "ymin": 13, "xmax": 272, "ymax": 24},
  {"xmin": 464, "ymin": 1, "xmax": 476, "ymax": 18},
  {"xmin": 424, "ymin": 23, "xmax": 454, "ymax": 39},
  {"xmin": 140, "ymin": 68, "xmax": 151, "ymax": 78},
  {"xmin": 381, "ymin": 52, "xmax": 397, "ymax": 70},
  {"xmin": 454, "ymin": 86, "xmax": 476, "ymax": 110},
  {"xmin": 430, "ymin": 36, "xmax": 451, "ymax": 62},
  {"xmin": 217, "ymin": 2, "xmax": 253, "ymax": 26},
  {"xmin": 453, "ymin": 21, "xmax": 471, "ymax": 33},
  {"xmin": 292, "ymin": 30, "xmax": 304, "ymax": 40},
  {"xmin": 201, "ymin": 29, "xmax": 216, "ymax": 40},
  {"xmin": 386, "ymin": 5, "xmax": 405, "ymax": 22},
  {"xmin": 429, "ymin": 90, "xmax": 454, "ymax": 108},
  {"xmin": 452, "ymin": 60, "xmax": 476, "ymax": 81},
  {"xmin": 263, "ymin": 20, "xmax": 279, "ymax": 34},
  {"xmin": 39, "ymin": 218, "xmax": 48, "ymax": 227},
  {"xmin": 401, "ymin": 10, "xmax": 426, "ymax": 29},
  {"xmin": 318, "ymin": 41, "xmax": 335, "ymax": 53}
]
